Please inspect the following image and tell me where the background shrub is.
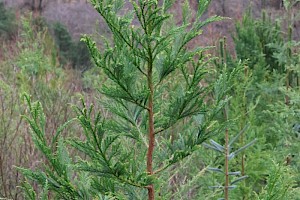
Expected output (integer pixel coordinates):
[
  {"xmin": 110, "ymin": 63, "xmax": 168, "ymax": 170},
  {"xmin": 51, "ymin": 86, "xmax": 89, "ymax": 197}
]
[
  {"xmin": 52, "ymin": 22, "xmax": 92, "ymax": 72},
  {"xmin": 0, "ymin": 2, "xmax": 17, "ymax": 39}
]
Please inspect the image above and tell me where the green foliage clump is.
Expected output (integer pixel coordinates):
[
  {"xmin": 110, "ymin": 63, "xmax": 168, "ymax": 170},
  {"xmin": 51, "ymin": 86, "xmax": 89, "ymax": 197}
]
[
  {"xmin": 52, "ymin": 22, "xmax": 73, "ymax": 59},
  {"xmin": 52, "ymin": 22, "xmax": 92, "ymax": 72},
  {"xmin": 0, "ymin": 12, "xmax": 83, "ymax": 199},
  {"xmin": 0, "ymin": 2, "xmax": 17, "ymax": 39},
  {"xmin": 228, "ymin": 4, "xmax": 300, "ymax": 199},
  {"xmin": 255, "ymin": 162, "xmax": 298, "ymax": 200},
  {"xmin": 234, "ymin": 10, "xmax": 284, "ymax": 73}
]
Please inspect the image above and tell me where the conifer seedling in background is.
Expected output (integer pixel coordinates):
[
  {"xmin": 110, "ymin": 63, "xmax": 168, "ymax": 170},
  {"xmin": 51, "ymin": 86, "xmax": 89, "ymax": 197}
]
[
  {"xmin": 17, "ymin": 0, "xmax": 233, "ymax": 199},
  {"xmin": 204, "ymin": 124, "xmax": 256, "ymax": 200},
  {"xmin": 207, "ymin": 38, "xmax": 257, "ymax": 200}
]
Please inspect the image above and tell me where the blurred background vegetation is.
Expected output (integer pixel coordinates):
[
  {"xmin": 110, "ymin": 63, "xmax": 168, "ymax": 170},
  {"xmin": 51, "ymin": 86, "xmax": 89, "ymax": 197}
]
[{"xmin": 0, "ymin": 0, "xmax": 300, "ymax": 199}]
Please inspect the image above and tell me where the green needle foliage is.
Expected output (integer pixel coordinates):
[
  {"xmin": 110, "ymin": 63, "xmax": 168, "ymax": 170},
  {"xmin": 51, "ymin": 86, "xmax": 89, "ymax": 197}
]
[{"xmin": 18, "ymin": 0, "xmax": 232, "ymax": 199}]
